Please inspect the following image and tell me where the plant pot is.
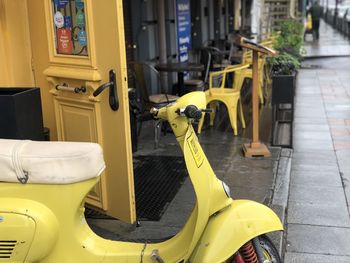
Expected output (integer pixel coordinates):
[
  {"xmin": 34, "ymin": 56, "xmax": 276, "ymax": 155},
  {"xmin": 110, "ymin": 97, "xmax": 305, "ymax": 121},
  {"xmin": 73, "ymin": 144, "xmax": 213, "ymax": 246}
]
[
  {"xmin": 0, "ymin": 87, "xmax": 44, "ymax": 140},
  {"xmin": 272, "ymin": 73, "xmax": 296, "ymax": 105}
]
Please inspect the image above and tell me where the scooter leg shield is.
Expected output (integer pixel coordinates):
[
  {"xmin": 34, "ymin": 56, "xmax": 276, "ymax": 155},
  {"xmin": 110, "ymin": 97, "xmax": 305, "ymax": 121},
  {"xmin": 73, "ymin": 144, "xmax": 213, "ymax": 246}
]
[{"xmin": 189, "ymin": 199, "xmax": 283, "ymax": 263}]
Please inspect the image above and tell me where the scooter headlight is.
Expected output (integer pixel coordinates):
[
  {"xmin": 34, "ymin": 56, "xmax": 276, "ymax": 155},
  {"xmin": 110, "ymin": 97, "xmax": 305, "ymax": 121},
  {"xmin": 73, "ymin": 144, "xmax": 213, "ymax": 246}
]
[{"xmin": 222, "ymin": 181, "xmax": 231, "ymax": 198}]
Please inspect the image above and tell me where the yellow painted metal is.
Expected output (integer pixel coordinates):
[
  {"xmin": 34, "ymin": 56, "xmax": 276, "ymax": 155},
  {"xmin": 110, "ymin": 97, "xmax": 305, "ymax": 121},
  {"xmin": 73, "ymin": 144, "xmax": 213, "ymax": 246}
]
[
  {"xmin": 189, "ymin": 200, "xmax": 284, "ymax": 263},
  {"xmin": 0, "ymin": 179, "xmax": 196, "ymax": 262},
  {"xmin": 0, "ymin": 212, "xmax": 35, "ymax": 263},
  {"xmin": 0, "ymin": 0, "xmax": 34, "ymax": 87},
  {"xmin": 26, "ymin": 0, "xmax": 136, "ymax": 222}
]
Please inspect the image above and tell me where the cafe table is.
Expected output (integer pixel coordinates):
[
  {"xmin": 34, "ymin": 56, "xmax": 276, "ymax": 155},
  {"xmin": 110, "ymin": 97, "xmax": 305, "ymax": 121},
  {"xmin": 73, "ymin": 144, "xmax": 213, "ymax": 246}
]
[{"xmin": 155, "ymin": 62, "xmax": 204, "ymax": 96}]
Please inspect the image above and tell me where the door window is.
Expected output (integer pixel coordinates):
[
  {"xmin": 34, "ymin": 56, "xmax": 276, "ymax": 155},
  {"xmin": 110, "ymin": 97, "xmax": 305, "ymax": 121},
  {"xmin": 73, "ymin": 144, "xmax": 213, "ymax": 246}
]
[{"xmin": 52, "ymin": 0, "xmax": 88, "ymax": 56}]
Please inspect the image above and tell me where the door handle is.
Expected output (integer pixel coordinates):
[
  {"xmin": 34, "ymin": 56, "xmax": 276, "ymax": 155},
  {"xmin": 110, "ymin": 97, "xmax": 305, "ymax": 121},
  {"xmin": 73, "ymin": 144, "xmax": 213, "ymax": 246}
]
[{"xmin": 93, "ymin": 70, "xmax": 119, "ymax": 111}]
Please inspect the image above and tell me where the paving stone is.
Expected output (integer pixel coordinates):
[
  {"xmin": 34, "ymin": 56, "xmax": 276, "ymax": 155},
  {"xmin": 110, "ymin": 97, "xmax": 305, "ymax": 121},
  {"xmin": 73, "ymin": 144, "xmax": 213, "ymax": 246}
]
[
  {"xmin": 290, "ymin": 170, "xmax": 342, "ymax": 187},
  {"xmin": 289, "ymin": 184, "xmax": 347, "ymax": 205},
  {"xmin": 294, "ymin": 124, "xmax": 330, "ymax": 132},
  {"xmin": 288, "ymin": 201, "xmax": 350, "ymax": 227},
  {"xmin": 292, "ymin": 151, "xmax": 337, "ymax": 166},
  {"xmin": 294, "ymin": 117, "xmax": 328, "ymax": 125},
  {"xmin": 291, "ymin": 163, "xmax": 339, "ymax": 172},
  {"xmin": 293, "ymin": 131, "xmax": 333, "ymax": 142},
  {"xmin": 284, "ymin": 252, "xmax": 350, "ymax": 263},
  {"xmin": 286, "ymin": 224, "xmax": 350, "ymax": 256},
  {"xmin": 293, "ymin": 139, "xmax": 334, "ymax": 151}
]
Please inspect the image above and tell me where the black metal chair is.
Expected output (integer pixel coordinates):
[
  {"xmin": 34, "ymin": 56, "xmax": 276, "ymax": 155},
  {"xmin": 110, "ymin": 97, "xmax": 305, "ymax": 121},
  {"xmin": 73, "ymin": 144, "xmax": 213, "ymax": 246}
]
[
  {"xmin": 130, "ymin": 62, "xmax": 178, "ymax": 148},
  {"xmin": 180, "ymin": 48, "xmax": 212, "ymax": 93}
]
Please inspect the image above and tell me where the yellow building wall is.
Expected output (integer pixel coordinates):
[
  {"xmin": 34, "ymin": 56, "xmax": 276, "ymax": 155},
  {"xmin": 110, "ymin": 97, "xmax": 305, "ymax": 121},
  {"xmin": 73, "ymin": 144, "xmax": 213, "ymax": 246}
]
[
  {"xmin": 0, "ymin": 0, "xmax": 34, "ymax": 86},
  {"xmin": 0, "ymin": 0, "xmax": 58, "ymax": 140}
]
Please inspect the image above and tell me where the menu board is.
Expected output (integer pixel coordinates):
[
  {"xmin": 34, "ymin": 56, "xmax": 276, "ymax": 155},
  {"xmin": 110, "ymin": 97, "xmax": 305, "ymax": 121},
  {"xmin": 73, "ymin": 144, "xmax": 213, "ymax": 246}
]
[
  {"xmin": 52, "ymin": 0, "xmax": 88, "ymax": 56},
  {"xmin": 176, "ymin": 0, "xmax": 191, "ymax": 63}
]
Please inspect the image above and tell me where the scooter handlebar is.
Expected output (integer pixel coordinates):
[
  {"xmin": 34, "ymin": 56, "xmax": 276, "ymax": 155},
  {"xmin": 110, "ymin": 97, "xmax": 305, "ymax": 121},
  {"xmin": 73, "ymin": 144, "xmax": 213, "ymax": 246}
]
[{"xmin": 183, "ymin": 105, "xmax": 202, "ymax": 120}]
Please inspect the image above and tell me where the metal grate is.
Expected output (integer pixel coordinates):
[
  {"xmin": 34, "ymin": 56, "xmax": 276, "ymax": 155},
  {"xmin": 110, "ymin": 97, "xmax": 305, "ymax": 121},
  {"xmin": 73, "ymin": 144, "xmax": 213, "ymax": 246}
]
[
  {"xmin": 0, "ymin": 240, "xmax": 16, "ymax": 259},
  {"xmin": 133, "ymin": 155, "xmax": 188, "ymax": 221}
]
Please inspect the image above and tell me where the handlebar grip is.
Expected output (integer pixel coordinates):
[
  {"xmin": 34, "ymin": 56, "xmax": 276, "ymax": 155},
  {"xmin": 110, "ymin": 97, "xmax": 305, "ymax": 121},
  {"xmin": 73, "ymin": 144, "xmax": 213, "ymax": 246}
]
[{"xmin": 184, "ymin": 105, "xmax": 202, "ymax": 120}]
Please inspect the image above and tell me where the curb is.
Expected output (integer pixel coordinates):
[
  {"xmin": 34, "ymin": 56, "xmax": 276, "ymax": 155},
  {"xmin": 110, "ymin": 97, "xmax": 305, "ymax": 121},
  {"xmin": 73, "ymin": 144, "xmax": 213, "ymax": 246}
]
[{"xmin": 268, "ymin": 148, "xmax": 292, "ymax": 259}]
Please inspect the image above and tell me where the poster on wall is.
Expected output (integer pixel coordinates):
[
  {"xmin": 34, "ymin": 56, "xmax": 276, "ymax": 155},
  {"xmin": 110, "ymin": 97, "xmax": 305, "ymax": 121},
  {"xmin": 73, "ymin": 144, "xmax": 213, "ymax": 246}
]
[{"xmin": 176, "ymin": 0, "xmax": 191, "ymax": 63}]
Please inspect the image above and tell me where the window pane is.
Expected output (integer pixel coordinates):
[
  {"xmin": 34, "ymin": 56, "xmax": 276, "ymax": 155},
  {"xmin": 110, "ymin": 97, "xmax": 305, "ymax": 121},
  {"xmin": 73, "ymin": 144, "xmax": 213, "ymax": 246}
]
[{"xmin": 52, "ymin": 0, "xmax": 88, "ymax": 56}]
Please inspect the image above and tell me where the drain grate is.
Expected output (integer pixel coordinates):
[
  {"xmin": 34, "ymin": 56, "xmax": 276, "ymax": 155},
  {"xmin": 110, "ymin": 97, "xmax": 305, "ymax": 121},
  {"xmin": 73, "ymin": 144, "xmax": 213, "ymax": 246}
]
[{"xmin": 133, "ymin": 155, "xmax": 188, "ymax": 221}]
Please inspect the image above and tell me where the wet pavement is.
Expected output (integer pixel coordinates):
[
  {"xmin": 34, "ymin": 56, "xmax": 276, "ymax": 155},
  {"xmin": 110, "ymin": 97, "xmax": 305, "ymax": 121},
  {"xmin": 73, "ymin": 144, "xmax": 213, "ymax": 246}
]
[
  {"xmin": 303, "ymin": 20, "xmax": 350, "ymax": 58},
  {"xmin": 284, "ymin": 23, "xmax": 350, "ymax": 262}
]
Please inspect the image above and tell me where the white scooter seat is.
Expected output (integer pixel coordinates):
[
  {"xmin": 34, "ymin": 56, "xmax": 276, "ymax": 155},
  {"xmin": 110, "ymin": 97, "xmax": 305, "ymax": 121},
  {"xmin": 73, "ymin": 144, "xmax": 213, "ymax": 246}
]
[{"xmin": 0, "ymin": 139, "xmax": 105, "ymax": 184}]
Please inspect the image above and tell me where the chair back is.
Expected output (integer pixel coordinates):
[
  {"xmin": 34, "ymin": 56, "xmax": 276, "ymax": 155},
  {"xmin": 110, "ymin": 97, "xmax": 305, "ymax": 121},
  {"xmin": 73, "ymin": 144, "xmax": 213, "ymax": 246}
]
[
  {"xmin": 208, "ymin": 64, "xmax": 250, "ymax": 92},
  {"xmin": 199, "ymin": 48, "xmax": 212, "ymax": 84},
  {"xmin": 130, "ymin": 62, "xmax": 162, "ymax": 109},
  {"xmin": 131, "ymin": 62, "xmax": 150, "ymax": 109}
]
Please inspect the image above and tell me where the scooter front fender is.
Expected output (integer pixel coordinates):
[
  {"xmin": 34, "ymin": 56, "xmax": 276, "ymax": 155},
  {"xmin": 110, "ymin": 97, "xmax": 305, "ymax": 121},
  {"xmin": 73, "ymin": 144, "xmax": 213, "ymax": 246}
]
[{"xmin": 189, "ymin": 199, "xmax": 283, "ymax": 263}]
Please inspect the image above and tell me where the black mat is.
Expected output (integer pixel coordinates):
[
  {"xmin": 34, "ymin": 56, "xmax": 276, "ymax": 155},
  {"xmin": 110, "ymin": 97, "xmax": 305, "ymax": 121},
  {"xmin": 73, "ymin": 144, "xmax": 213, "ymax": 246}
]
[{"xmin": 133, "ymin": 155, "xmax": 188, "ymax": 221}]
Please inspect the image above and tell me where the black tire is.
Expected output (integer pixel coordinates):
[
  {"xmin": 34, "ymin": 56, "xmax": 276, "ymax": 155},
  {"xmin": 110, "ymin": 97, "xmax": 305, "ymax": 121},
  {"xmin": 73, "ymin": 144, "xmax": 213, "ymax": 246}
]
[{"xmin": 258, "ymin": 234, "xmax": 281, "ymax": 263}]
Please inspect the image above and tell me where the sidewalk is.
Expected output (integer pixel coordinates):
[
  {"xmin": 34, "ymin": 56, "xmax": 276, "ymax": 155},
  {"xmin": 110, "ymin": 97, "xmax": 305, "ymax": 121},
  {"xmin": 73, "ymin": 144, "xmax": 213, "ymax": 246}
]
[
  {"xmin": 284, "ymin": 25, "xmax": 350, "ymax": 262},
  {"xmin": 303, "ymin": 20, "xmax": 350, "ymax": 58}
]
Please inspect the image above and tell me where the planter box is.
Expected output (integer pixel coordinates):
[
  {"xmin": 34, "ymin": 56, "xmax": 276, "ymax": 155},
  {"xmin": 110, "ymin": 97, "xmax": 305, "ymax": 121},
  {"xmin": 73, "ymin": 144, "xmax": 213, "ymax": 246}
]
[
  {"xmin": 271, "ymin": 73, "xmax": 296, "ymax": 148},
  {"xmin": 272, "ymin": 73, "xmax": 295, "ymax": 105},
  {"xmin": 0, "ymin": 88, "xmax": 44, "ymax": 140}
]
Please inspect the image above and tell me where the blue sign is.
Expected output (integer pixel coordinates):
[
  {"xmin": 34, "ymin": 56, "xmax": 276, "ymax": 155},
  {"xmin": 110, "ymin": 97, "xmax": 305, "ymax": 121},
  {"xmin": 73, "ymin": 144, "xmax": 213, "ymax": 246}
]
[
  {"xmin": 176, "ymin": 0, "xmax": 191, "ymax": 63},
  {"xmin": 58, "ymin": 0, "xmax": 68, "ymax": 8},
  {"xmin": 64, "ymin": 16, "xmax": 72, "ymax": 28}
]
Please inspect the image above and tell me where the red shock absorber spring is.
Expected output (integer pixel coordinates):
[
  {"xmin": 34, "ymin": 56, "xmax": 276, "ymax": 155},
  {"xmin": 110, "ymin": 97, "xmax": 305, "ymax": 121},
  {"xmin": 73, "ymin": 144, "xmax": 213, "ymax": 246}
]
[{"xmin": 239, "ymin": 241, "xmax": 259, "ymax": 263}]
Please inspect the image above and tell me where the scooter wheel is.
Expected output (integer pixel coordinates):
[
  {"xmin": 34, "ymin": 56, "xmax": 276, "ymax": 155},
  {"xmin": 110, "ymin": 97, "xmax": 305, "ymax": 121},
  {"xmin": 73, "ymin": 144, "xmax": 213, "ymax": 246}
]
[
  {"xmin": 258, "ymin": 234, "xmax": 281, "ymax": 263},
  {"xmin": 228, "ymin": 234, "xmax": 281, "ymax": 263}
]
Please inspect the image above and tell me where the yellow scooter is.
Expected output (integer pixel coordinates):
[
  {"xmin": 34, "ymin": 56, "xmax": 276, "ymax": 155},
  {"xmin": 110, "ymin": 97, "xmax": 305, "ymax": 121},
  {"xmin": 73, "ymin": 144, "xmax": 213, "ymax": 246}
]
[{"xmin": 0, "ymin": 91, "xmax": 283, "ymax": 263}]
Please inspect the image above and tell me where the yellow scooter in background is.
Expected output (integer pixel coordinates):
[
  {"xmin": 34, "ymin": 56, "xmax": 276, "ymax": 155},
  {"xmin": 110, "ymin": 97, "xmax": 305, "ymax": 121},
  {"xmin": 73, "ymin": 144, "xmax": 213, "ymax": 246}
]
[{"xmin": 0, "ymin": 91, "xmax": 282, "ymax": 263}]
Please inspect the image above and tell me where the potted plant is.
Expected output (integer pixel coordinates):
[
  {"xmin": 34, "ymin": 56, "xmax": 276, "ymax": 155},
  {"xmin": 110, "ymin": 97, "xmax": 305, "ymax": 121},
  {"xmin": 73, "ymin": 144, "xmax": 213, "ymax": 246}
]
[
  {"xmin": 267, "ymin": 19, "xmax": 303, "ymax": 148},
  {"xmin": 268, "ymin": 52, "xmax": 300, "ymax": 104},
  {"xmin": 268, "ymin": 19, "xmax": 304, "ymax": 102}
]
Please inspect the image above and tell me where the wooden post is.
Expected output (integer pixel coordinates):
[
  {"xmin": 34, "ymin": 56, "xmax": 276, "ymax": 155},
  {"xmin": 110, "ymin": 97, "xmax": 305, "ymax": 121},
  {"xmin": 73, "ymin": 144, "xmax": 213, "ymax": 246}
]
[{"xmin": 238, "ymin": 37, "xmax": 275, "ymax": 157}]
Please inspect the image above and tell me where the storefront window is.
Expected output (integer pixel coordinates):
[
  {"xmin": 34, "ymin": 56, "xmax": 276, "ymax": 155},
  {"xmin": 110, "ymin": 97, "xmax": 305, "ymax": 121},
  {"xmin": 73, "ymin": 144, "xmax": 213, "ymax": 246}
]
[{"xmin": 52, "ymin": 0, "xmax": 88, "ymax": 56}]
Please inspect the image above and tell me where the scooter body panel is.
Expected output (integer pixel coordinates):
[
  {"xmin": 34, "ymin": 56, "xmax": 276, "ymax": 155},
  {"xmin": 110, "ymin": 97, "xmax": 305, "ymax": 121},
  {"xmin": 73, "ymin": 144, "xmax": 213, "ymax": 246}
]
[
  {"xmin": 0, "ymin": 181, "xmax": 196, "ymax": 263},
  {"xmin": 189, "ymin": 200, "xmax": 283, "ymax": 263},
  {"xmin": 0, "ymin": 212, "xmax": 35, "ymax": 262},
  {"xmin": 0, "ymin": 197, "xmax": 59, "ymax": 262}
]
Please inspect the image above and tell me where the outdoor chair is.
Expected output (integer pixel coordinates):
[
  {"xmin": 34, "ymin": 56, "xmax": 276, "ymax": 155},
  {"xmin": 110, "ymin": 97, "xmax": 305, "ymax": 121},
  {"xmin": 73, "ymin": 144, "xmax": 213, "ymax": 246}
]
[
  {"xmin": 197, "ymin": 64, "xmax": 250, "ymax": 136},
  {"xmin": 131, "ymin": 62, "xmax": 178, "ymax": 148},
  {"xmin": 177, "ymin": 48, "xmax": 212, "ymax": 93},
  {"xmin": 205, "ymin": 46, "xmax": 231, "ymax": 70}
]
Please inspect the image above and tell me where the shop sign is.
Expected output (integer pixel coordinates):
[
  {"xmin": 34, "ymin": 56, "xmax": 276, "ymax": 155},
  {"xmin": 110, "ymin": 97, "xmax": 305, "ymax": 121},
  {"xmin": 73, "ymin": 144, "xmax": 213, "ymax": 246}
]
[
  {"xmin": 176, "ymin": 0, "xmax": 191, "ymax": 63},
  {"xmin": 54, "ymin": 11, "xmax": 64, "ymax": 28},
  {"xmin": 57, "ymin": 28, "xmax": 73, "ymax": 54}
]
